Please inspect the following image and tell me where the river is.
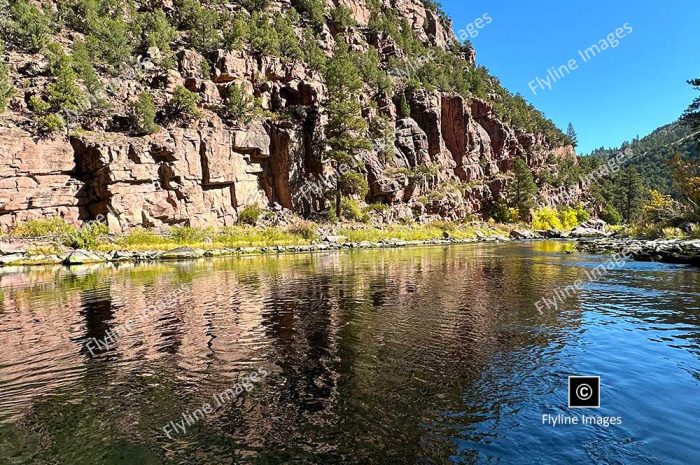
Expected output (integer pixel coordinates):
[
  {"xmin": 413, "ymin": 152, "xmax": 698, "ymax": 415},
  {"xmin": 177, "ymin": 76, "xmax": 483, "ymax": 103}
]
[{"xmin": 0, "ymin": 242, "xmax": 698, "ymax": 464}]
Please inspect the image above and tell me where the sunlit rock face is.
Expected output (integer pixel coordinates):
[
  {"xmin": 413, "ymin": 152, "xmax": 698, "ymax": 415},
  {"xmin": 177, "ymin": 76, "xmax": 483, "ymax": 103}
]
[{"xmin": 0, "ymin": 0, "xmax": 579, "ymax": 230}]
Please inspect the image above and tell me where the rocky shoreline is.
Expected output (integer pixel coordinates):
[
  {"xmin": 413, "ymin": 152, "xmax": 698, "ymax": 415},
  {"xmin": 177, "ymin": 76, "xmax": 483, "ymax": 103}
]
[
  {"xmin": 0, "ymin": 235, "xmax": 515, "ymax": 268},
  {"xmin": 576, "ymin": 238, "xmax": 700, "ymax": 265},
  {"xmin": 2, "ymin": 232, "xmax": 698, "ymax": 270}
]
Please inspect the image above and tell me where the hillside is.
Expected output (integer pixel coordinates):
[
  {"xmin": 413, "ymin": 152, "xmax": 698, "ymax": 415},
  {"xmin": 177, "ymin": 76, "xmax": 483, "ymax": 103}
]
[
  {"xmin": 586, "ymin": 120, "xmax": 699, "ymax": 197},
  {"xmin": 0, "ymin": 0, "xmax": 579, "ymax": 232}
]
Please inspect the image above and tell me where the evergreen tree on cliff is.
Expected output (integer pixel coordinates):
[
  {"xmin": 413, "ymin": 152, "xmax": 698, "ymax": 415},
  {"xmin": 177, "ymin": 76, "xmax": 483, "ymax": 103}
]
[
  {"xmin": 323, "ymin": 40, "xmax": 371, "ymax": 219},
  {"xmin": 566, "ymin": 122, "xmax": 578, "ymax": 147},
  {"xmin": 508, "ymin": 159, "xmax": 538, "ymax": 220}
]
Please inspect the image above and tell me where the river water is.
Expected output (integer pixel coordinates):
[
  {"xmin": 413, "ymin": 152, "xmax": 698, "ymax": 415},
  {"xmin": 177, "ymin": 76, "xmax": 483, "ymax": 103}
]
[{"xmin": 0, "ymin": 242, "xmax": 698, "ymax": 464}]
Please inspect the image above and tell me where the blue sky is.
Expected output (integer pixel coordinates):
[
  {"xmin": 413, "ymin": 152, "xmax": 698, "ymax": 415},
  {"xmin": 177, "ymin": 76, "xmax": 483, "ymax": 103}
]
[{"xmin": 440, "ymin": 0, "xmax": 700, "ymax": 154}]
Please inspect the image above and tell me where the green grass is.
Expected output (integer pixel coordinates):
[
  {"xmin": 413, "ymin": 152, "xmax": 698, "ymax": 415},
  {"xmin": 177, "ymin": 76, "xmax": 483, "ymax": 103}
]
[
  {"xmin": 6, "ymin": 219, "xmax": 523, "ymax": 256},
  {"xmin": 97, "ymin": 225, "xmax": 319, "ymax": 251},
  {"xmin": 10, "ymin": 218, "xmax": 77, "ymax": 237},
  {"xmin": 339, "ymin": 222, "xmax": 499, "ymax": 243}
]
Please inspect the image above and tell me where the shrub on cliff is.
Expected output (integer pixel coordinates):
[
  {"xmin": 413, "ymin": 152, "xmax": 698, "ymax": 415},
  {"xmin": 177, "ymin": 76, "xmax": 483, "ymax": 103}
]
[
  {"xmin": 72, "ymin": 40, "xmax": 103, "ymax": 96},
  {"xmin": 168, "ymin": 86, "xmax": 201, "ymax": 121},
  {"xmin": 7, "ymin": 0, "xmax": 54, "ymax": 52},
  {"xmin": 295, "ymin": 0, "xmax": 325, "ymax": 27},
  {"xmin": 35, "ymin": 114, "xmax": 66, "ymax": 135},
  {"xmin": 301, "ymin": 30, "xmax": 326, "ymax": 71},
  {"xmin": 355, "ymin": 48, "xmax": 393, "ymax": 96},
  {"xmin": 276, "ymin": 10, "xmax": 303, "ymax": 60},
  {"xmin": 250, "ymin": 12, "xmax": 280, "ymax": 56},
  {"xmin": 136, "ymin": 10, "xmax": 178, "ymax": 66},
  {"xmin": 223, "ymin": 11, "xmax": 250, "ymax": 51},
  {"xmin": 224, "ymin": 83, "xmax": 254, "ymax": 123},
  {"xmin": 45, "ymin": 44, "xmax": 89, "ymax": 113},
  {"xmin": 238, "ymin": 204, "xmax": 264, "ymax": 225},
  {"xmin": 0, "ymin": 43, "xmax": 16, "ymax": 112},
  {"xmin": 86, "ymin": 13, "xmax": 134, "ymax": 74},
  {"xmin": 130, "ymin": 92, "xmax": 160, "ymax": 135},
  {"xmin": 43, "ymin": 41, "xmax": 69, "ymax": 75},
  {"xmin": 178, "ymin": 0, "xmax": 222, "ymax": 54},
  {"xmin": 398, "ymin": 93, "xmax": 411, "ymax": 118},
  {"xmin": 28, "ymin": 95, "xmax": 50, "ymax": 114},
  {"xmin": 330, "ymin": 6, "xmax": 356, "ymax": 31}
]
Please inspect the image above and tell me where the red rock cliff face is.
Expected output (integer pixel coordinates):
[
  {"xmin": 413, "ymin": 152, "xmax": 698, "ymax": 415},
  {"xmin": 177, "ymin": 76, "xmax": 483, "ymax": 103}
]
[{"xmin": 0, "ymin": 0, "xmax": 578, "ymax": 230}]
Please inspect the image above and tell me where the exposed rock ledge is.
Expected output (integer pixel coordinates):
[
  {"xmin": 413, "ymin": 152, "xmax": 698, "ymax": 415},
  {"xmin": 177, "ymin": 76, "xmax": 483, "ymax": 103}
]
[{"xmin": 576, "ymin": 238, "xmax": 700, "ymax": 265}]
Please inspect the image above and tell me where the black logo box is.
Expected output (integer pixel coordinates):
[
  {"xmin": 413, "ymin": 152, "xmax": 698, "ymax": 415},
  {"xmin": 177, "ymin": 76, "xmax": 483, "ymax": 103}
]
[{"xmin": 568, "ymin": 376, "xmax": 600, "ymax": 408}]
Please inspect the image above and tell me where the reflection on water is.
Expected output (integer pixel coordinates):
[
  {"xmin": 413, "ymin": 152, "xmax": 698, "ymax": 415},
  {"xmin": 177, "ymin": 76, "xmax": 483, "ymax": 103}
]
[{"xmin": 0, "ymin": 242, "xmax": 698, "ymax": 464}]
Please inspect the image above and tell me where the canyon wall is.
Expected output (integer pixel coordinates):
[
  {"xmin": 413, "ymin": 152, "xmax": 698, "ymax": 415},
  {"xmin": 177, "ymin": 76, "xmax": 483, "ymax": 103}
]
[{"xmin": 0, "ymin": 0, "xmax": 578, "ymax": 231}]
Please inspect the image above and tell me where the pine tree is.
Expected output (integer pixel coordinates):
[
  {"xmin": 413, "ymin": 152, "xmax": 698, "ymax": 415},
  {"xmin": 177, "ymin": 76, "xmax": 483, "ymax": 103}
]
[
  {"xmin": 86, "ymin": 13, "xmax": 134, "ymax": 74},
  {"xmin": 223, "ymin": 11, "xmax": 249, "ymax": 51},
  {"xmin": 182, "ymin": 0, "xmax": 221, "ymax": 54},
  {"xmin": 276, "ymin": 11, "xmax": 302, "ymax": 60},
  {"xmin": 324, "ymin": 40, "xmax": 371, "ymax": 218},
  {"xmin": 295, "ymin": 0, "xmax": 325, "ymax": 27},
  {"xmin": 168, "ymin": 85, "xmax": 201, "ymax": 121},
  {"xmin": 330, "ymin": 5, "xmax": 356, "ymax": 31},
  {"xmin": 355, "ymin": 48, "xmax": 393, "ymax": 95},
  {"xmin": 72, "ymin": 40, "xmax": 101, "ymax": 95},
  {"xmin": 46, "ymin": 44, "xmax": 88, "ymax": 113},
  {"xmin": 566, "ymin": 122, "xmax": 578, "ymax": 147},
  {"xmin": 7, "ymin": 0, "xmax": 53, "ymax": 52},
  {"xmin": 615, "ymin": 167, "xmax": 645, "ymax": 223},
  {"xmin": 398, "ymin": 93, "xmax": 411, "ymax": 118},
  {"xmin": 0, "ymin": 41, "xmax": 16, "ymax": 112},
  {"xmin": 508, "ymin": 158, "xmax": 538, "ymax": 220},
  {"xmin": 137, "ymin": 10, "xmax": 177, "ymax": 65},
  {"xmin": 250, "ymin": 12, "xmax": 280, "ymax": 56},
  {"xmin": 130, "ymin": 92, "xmax": 160, "ymax": 135},
  {"xmin": 224, "ymin": 82, "xmax": 254, "ymax": 123},
  {"xmin": 301, "ymin": 29, "xmax": 326, "ymax": 71}
]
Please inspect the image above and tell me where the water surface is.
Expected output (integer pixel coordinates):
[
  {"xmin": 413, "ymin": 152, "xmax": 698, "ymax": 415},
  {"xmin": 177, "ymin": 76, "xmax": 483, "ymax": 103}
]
[{"xmin": 0, "ymin": 242, "xmax": 698, "ymax": 464}]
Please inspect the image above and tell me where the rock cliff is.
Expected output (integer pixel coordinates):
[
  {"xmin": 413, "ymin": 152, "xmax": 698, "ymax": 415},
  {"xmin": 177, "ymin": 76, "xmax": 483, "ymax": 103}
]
[{"xmin": 0, "ymin": 0, "xmax": 579, "ymax": 231}]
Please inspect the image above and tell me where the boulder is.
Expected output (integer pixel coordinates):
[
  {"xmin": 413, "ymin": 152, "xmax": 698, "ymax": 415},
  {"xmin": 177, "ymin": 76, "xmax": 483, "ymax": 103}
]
[
  {"xmin": 570, "ymin": 227, "xmax": 610, "ymax": 238},
  {"xmin": 578, "ymin": 218, "xmax": 607, "ymax": 231},
  {"xmin": 0, "ymin": 253, "xmax": 28, "ymax": 266},
  {"xmin": 0, "ymin": 242, "xmax": 28, "ymax": 255},
  {"xmin": 509, "ymin": 229, "xmax": 542, "ymax": 240},
  {"xmin": 63, "ymin": 249, "xmax": 107, "ymax": 265},
  {"xmin": 157, "ymin": 247, "xmax": 205, "ymax": 260}
]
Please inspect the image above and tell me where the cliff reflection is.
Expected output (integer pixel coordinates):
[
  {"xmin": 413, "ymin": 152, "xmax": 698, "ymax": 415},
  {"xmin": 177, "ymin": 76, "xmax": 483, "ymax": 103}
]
[{"xmin": 1, "ymin": 242, "xmax": 695, "ymax": 463}]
